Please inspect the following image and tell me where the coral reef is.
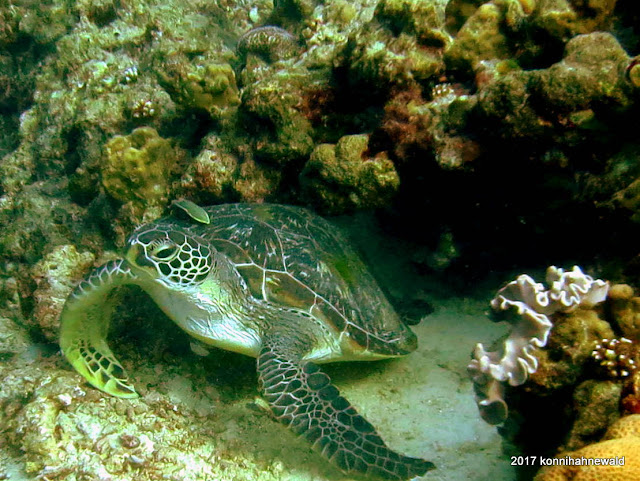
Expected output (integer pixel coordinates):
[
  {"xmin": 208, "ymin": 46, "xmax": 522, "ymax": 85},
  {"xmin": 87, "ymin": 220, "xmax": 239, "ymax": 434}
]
[
  {"xmin": 2, "ymin": 0, "xmax": 640, "ymax": 477},
  {"xmin": 375, "ymin": 0, "xmax": 451, "ymax": 47},
  {"xmin": 101, "ymin": 127, "xmax": 186, "ymax": 231},
  {"xmin": 468, "ymin": 266, "xmax": 609, "ymax": 424},
  {"xmin": 530, "ymin": 308, "xmax": 615, "ymax": 392},
  {"xmin": 157, "ymin": 59, "xmax": 241, "ymax": 120},
  {"xmin": 300, "ymin": 134, "xmax": 400, "ymax": 214},
  {"xmin": 564, "ymin": 379, "xmax": 622, "ymax": 450},
  {"xmin": 0, "ymin": 336, "xmax": 326, "ymax": 481},
  {"xmin": 31, "ymin": 245, "xmax": 95, "ymax": 341},
  {"xmin": 535, "ymin": 414, "xmax": 640, "ymax": 481},
  {"xmin": 346, "ymin": 26, "xmax": 445, "ymax": 94},
  {"xmin": 445, "ymin": 0, "xmax": 526, "ymax": 74},
  {"xmin": 376, "ymin": 84, "xmax": 479, "ymax": 169},
  {"xmin": 476, "ymin": 274, "xmax": 640, "ymax": 476},
  {"xmin": 239, "ymin": 73, "xmax": 315, "ymax": 164},
  {"xmin": 608, "ymin": 283, "xmax": 640, "ymax": 340}
]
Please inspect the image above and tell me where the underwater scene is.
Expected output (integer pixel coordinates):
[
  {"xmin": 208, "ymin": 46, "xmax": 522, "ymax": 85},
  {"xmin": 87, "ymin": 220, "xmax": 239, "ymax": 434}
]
[{"xmin": 1, "ymin": 0, "xmax": 640, "ymax": 479}]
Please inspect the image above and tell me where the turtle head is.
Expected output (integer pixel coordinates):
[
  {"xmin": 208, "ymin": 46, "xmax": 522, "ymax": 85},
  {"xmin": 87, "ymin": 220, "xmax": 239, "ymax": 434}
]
[{"xmin": 125, "ymin": 223, "xmax": 213, "ymax": 287}]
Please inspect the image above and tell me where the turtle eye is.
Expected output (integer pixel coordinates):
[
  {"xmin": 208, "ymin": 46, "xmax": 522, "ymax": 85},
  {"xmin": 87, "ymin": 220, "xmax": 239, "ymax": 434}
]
[{"xmin": 150, "ymin": 243, "xmax": 179, "ymax": 261}]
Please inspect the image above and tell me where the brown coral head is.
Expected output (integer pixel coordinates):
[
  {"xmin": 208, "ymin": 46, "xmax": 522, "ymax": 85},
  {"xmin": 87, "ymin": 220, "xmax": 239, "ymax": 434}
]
[{"xmin": 591, "ymin": 337, "xmax": 638, "ymax": 378}]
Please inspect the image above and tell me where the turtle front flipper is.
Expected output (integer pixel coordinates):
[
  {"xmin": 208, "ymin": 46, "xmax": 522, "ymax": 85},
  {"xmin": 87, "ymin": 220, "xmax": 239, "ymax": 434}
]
[
  {"xmin": 60, "ymin": 259, "xmax": 139, "ymax": 398},
  {"xmin": 257, "ymin": 336, "xmax": 435, "ymax": 480}
]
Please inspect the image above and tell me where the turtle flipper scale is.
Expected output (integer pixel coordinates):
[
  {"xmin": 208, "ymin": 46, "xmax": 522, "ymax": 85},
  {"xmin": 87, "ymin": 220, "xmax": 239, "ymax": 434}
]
[
  {"xmin": 60, "ymin": 260, "xmax": 139, "ymax": 398},
  {"xmin": 257, "ymin": 341, "xmax": 435, "ymax": 480}
]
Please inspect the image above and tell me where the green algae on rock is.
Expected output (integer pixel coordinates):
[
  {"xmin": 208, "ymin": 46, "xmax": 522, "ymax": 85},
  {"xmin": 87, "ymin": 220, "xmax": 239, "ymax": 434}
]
[
  {"xmin": 346, "ymin": 26, "xmax": 445, "ymax": 94},
  {"xmin": 608, "ymin": 284, "xmax": 640, "ymax": 341},
  {"xmin": 533, "ymin": 32, "xmax": 636, "ymax": 112},
  {"xmin": 375, "ymin": 0, "xmax": 451, "ymax": 47},
  {"xmin": 445, "ymin": 1, "xmax": 515, "ymax": 73}
]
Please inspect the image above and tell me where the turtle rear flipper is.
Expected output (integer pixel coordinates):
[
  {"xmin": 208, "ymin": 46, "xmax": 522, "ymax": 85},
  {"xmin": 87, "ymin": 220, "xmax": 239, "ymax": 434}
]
[
  {"xmin": 257, "ymin": 337, "xmax": 435, "ymax": 480},
  {"xmin": 60, "ymin": 260, "xmax": 139, "ymax": 398}
]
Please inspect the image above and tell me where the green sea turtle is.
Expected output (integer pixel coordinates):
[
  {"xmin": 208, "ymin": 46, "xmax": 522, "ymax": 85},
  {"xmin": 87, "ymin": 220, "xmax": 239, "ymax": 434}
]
[{"xmin": 60, "ymin": 202, "xmax": 434, "ymax": 480}]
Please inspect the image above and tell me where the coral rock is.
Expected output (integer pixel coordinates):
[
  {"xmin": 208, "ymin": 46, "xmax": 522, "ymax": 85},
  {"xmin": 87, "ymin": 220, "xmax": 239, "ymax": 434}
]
[
  {"xmin": 300, "ymin": 134, "xmax": 400, "ymax": 214},
  {"xmin": 533, "ymin": 32, "xmax": 634, "ymax": 113},
  {"xmin": 564, "ymin": 380, "xmax": 622, "ymax": 450},
  {"xmin": 347, "ymin": 27, "xmax": 444, "ymax": 93},
  {"xmin": 531, "ymin": 308, "xmax": 614, "ymax": 391},
  {"xmin": 609, "ymin": 284, "xmax": 640, "ymax": 341},
  {"xmin": 180, "ymin": 135, "xmax": 238, "ymax": 202},
  {"xmin": 101, "ymin": 127, "xmax": 185, "ymax": 224},
  {"xmin": 158, "ymin": 60, "xmax": 241, "ymax": 120},
  {"xmin": 534, "ymin": 437, "xmax": 640, "ymax": 480},
  {"xmin": 31, "ymin": 245, "xmax": 95, "ymax": 340},
  {"xmin": 603, "ymin": 414, "xmax": 640, "ymax": 440},
  {"xmin": 240, "ymin": 75, "xmax": 314, "ymax": 164},
  {"xmin": 375, "ymin": 0, "xmax": 451, "ymax": 47},
  {"xmin": 445, "ymin": 2, "xmax": 513, "ymax": 73}
]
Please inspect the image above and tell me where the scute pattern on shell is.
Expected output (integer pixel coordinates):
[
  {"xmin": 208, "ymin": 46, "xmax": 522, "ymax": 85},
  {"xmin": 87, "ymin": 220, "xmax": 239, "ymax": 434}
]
[{"xmin": 181, "ymin": 204, "xmax": 416, "ymax": 355}]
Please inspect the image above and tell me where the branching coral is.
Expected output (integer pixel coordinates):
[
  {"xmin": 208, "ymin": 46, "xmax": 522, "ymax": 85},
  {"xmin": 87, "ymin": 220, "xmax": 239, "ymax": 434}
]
[{"xmin": 468, "ymin": 266, "xmax": 609, "ymax": 424}]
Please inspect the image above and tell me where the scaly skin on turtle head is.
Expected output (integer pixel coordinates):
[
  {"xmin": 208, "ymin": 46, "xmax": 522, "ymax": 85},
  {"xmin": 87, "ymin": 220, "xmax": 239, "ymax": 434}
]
[{"xmin": 124, "ymin": 221, "xmax": 213, "ymax": 286}]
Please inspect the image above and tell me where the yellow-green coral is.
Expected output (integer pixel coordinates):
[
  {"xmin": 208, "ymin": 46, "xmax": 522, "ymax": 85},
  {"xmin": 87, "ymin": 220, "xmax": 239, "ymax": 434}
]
[
  {"xmin": 158, "ymin": 61, "xmax": 240, "ymax": 120},
  {"xmin": 445, "ymin": 2, "xmax": 514, "ymax": 73},
  {"xmin": 348, "ymin": 28, "xmax": 444, "ymax": 92},
  {"xmin": 300, "ymin": 134, "xmax": 400, "ymax": 214},
  {"xmin": 375, "ymin": 0, "xmax": 451, "ymax": 46},
  {"xmin": 240, "ymin": 74, "xmax": 314, "ymax": 164},
  {"xmin": 101, "ymin": 127, "xmax": 184, "ymax": 214}
]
